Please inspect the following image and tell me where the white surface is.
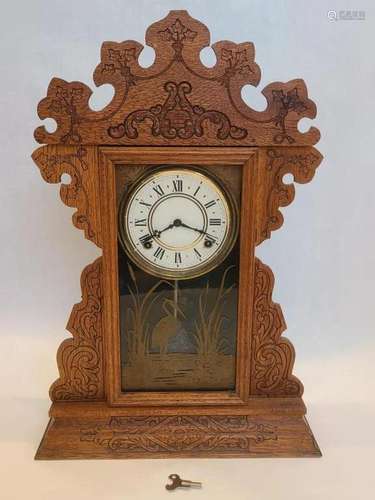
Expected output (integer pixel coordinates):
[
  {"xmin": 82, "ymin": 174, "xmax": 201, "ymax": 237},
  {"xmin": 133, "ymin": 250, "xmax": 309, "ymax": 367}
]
[
  {"xmin": 2, "ymin": 336, "xmax": 375, "ymax": 499},
  {"xmin": 1, "ymin": 1, "xmax": 375, "ymax": 498}
]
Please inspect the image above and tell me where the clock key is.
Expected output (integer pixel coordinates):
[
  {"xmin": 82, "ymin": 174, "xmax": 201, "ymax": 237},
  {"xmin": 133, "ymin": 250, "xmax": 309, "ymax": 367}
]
[{"xmin": 165, "ymin": 474, "xmax": 202, "ymax": 491}]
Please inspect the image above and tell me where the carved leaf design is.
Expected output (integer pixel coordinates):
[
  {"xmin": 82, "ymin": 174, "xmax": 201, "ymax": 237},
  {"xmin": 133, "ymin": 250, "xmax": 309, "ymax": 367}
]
[
  {"xmin": 50, "ymin": 258, "xmax": 104, "ymax": 401},
  {"xmin": 256, "ymin": 147, "xmax": 323, "ymax": 245},
  {"xmin": 32, "ymin": 145, "xmax": 101, "ymax": 247},
  {"xmin": 158, "ymin": 18, "xmax": 197, "ymax": 43},
  {"xmin": 251, "ymin": 258, "xmax": 303, "ymax": 397},
  {"xmin": 215, "ymin": 42, "xmax": 261, "ymax": 88},
  {"xmin": 95, "ymin": 41, "xmax": 143, "ymax": 87},
  {"xmin": 80, "ymin": 415, "xmax": 277, "ymax": 453},
  {"xmin": 33, "ymin": 10, "xmax": 319, "ymax": 146}
]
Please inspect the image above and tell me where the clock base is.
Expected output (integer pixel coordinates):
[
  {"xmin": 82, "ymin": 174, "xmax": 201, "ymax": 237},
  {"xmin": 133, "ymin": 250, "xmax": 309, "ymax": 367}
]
[{"xmin": 35, "ymin": 398, "xmax": 321, "ymax": 460}]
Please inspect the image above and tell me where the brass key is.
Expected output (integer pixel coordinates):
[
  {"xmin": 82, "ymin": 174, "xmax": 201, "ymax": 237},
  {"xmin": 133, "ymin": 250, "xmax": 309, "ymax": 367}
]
[{"xmin": 166, "ymin": 473, "xmax": 202, "ymax": 490}]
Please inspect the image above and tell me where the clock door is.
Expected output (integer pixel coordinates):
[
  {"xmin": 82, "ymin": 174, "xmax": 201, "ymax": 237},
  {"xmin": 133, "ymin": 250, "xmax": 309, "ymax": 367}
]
[
  {"xmin": 115, "ymin": 162, "xmax": 243, "ymax": 392},
  {"xmin": 98, "ymin": 147, "xmax": 256, "ymax": 406}
]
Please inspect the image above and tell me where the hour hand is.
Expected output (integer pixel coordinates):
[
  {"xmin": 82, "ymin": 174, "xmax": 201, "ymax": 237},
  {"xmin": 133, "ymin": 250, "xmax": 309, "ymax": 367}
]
[
  {"xmin": 154, "ymin": 222, "xmax": 175, "ymax": 237},
  {"xmin": 139, "ymin": 229, "xmax": 168, "ymax": 248},
  {"xmin": 154, "ymin": 219, "xmax": 185, "ymax": 238}
]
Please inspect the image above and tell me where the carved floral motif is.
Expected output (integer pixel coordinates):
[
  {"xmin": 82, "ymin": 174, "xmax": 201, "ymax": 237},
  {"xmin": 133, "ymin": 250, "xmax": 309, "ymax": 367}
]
[
  {"xmin": 48, "ymin": 85, "xmax": 84, "ymax": 143},
  {"xmin": 50, "ymin": 258, "xmax": 104, "ymax": 401},
  {"xmin": 251, "ymin": 258, "xmax": 303, "ymax": 397},
  {"xmin": 32, "ymin": 145, "xmax": 98, "ymax": 243},
  {"xmin": 80, "ymin": 415, "xmax": 277, "ymax": 453},
  {"xmin": 260, "ymin": 148, "xmax": 323, "ymax": 242},
  {"xmin": 98, "ymin": 43, "xmax": 141, "ymax": 86},
  {"xmin": 271, "ymin": 88, "xmax": 308, "ymax": 144},
  {"xmin": 217, "ymin": 46, "xmax": 260, "ymax": 87},
  {"xmin": 158, "ymin": 18, "xmax": 197, "ymax": 58},
  {"xmin": 108, "ymin": 81, "xmax": 247, "ymax": 140},
  {"xmin": 34, "ymin": 10, "xmax": 319, "ymax": 146}
]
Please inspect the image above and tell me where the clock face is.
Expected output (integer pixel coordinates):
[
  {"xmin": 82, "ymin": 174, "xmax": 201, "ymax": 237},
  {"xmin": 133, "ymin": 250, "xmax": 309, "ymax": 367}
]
[{"xmin": 118, "ymin": 167, "xmax": 238, "ymax": 279}]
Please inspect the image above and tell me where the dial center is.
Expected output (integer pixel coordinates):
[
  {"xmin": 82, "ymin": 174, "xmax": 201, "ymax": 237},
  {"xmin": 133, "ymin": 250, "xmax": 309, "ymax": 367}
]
[{"xmin": 149, "ymin": 194, "xmax": 207, "ymax": 250}]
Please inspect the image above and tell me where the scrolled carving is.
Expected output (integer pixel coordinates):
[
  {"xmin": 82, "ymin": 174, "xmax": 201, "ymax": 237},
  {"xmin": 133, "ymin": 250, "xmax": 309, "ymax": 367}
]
[
  {"xmin": 50, "ymin": 258, "xmax": 104, "ymax": 401},
  {"xmin": 108, "ymin": 81, "xmax": 248, "ymax": 140},
  {"xmin": 80, "ymin": 415, "xmax": 277, "ymax": 453},
  {"xmin": 251, "ymin": 258, "xmax": 303, "ymax": 397},
  {"xmin": 32, "ymin": 145, "xmax": 101, "ymax": 246},
  {"xmin": 34, "ymin": 10, "xmax": 319, "ymax": 146},
  {"xmin": 257, "ymin": 147, "xmax": 323, "ymax": 244}
]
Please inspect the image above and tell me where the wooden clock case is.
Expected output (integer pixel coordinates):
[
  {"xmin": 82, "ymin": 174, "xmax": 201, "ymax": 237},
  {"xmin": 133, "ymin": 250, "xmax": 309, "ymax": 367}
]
[{"xmin": 32, "ymin": 10, "xmax": 323, "ymax": 459}]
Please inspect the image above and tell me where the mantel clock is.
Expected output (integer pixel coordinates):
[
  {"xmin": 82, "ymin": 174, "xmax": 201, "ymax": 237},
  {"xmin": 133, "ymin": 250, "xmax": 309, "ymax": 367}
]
[{"xmin": 32, "ymin": 10, "xmax": 323, "ymax": 459}]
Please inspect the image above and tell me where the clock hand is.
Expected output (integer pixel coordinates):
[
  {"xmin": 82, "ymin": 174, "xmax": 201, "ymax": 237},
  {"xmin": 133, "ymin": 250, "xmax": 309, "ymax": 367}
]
[
  {"xmin": 153, "ymin": 221, "xmax": 177, "ymax": 238},
  {"xmin": 141, "ymin": 219, "xmax": 200, "ymax": 248},
  {"xmin": 140, "ymin": 223, "xmax": 174, "ymax": 248},
  {"xmin": 154, "ymin": 218, "xmax": 190, "ymax": 237},
  {"xmin": 153, "ymin": 219, "xmax": 217, "ymax": 244},
  {"xmin": 177, "ymin": 221, "xmax": 217, "ymax": 247},
  {"xmin": 179, "ymin": 221, "xmax": 209, "ymax": 236},
  {"xmin": 180, "ymin": 222, "xmax": 206, "ymax": 234}
]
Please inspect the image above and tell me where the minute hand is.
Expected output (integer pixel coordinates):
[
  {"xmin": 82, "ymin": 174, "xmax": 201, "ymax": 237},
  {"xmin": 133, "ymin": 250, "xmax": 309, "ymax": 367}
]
[{"xmin": 179, "ymin": 222, "xmax": 210, "ymax": 236}]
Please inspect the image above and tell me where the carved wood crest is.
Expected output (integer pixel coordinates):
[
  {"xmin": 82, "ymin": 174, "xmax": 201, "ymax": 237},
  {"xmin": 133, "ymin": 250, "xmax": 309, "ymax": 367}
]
[{"xmin": 34, "ymin": 10, "xmax": 319, "ymax": 147}]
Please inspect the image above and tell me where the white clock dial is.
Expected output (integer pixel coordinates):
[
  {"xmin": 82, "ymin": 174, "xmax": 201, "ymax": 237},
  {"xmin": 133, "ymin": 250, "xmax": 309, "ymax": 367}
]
[{"xmin": 118, "ymin": 167, "xmax": 238, "ymax": 279}]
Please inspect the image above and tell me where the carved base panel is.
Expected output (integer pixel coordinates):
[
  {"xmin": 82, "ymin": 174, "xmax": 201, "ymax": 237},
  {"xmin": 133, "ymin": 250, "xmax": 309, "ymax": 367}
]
[{"xmin": 35, "ymin": 399, "xmax": 320, "ymax": 459}]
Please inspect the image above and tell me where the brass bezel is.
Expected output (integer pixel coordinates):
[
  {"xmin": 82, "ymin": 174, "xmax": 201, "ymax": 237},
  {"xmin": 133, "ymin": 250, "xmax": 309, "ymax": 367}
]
[{"xmin": 118, "ymin": 165, "xmax": 239, "ymax": 280}]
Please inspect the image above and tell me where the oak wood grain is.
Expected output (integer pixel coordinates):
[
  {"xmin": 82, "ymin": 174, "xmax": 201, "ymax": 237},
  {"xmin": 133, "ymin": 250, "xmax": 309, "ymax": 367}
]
[
  {"xmin": 35, "ymin": 399, "xmax": 321, "ymax": 460},
  {"xmin": 34, "ymin": 11, "xmax": 319, "ymax": 147},
  {"xmin": 32, "ymin": 9, "xmax": 323, "ymax": 459}
]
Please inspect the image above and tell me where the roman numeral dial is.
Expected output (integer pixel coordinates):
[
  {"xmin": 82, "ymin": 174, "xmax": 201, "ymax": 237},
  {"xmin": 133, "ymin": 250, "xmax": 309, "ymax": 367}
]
[
  {"xmin": 173, "ymin": 180, "xmax": 183, "ymax": 192},
  {"xmin": 118, "ymin": 167, "xmax": 238, "ymax": 280}
]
